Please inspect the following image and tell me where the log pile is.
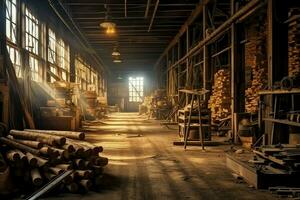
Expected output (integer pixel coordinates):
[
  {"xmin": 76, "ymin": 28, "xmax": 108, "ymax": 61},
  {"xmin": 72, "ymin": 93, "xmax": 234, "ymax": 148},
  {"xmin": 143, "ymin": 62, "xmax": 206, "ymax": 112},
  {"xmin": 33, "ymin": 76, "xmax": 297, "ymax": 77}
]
[
  {"xmin": 0, "ymin": 129, "xmax": 108, "ymax": 196},
  {"xmin": 288, "ymin": 8, "xmax": 300, "ymax": 77},
  {"xmin": 208, "ymin": 69, "xmax": 231, "ymax": 123},
  {"xmin": 245, "ymin": 15, "xmax": 267, "ymax": 113}
]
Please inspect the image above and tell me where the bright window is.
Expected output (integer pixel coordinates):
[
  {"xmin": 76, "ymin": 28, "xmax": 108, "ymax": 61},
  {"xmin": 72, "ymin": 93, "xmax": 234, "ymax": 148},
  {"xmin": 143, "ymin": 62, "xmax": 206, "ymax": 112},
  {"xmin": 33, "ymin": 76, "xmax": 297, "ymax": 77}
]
[
  {"xmin": 7, "ymin": 45, "xmax": 21, "ymax": 77},
  {"xmin": 29, "ymin": 55, "xmax": 40, "ymax": 82},
  {"xmin": 129, "ymin": 77, "xmax": 143, "ymax": 102},
  {"xmin": 57, "ymin": 39, "xmax": 70, "ymax": 81},
  {"xmin": 25, "ymin": 7, "xmax": 39, "ymax": 55},
  {"xmin": 5, "ymin": 0, "xmax": 17, "ymax": 44},
  {"xmin": 75, "ymin": 57, "xmax": 88, "ymax": 90},
  {"xmin": 48, "ymin": 28, "xmax": 56, "ymax": 64}
]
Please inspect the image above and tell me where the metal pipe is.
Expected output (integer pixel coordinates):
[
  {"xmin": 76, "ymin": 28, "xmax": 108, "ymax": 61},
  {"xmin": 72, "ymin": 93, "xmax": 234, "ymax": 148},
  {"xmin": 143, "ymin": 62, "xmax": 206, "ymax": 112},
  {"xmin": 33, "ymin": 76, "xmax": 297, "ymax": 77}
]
[
  {"xmin": 166, "ymin": 0, "xmax": 265, "ymax": 70},
  {"xmin": 148, "ymin": 0, "xmax": 159, "ymax": 32},
  {"xmin": 144, "ymin": 0, "xmax": 151, "ymax": 18}
]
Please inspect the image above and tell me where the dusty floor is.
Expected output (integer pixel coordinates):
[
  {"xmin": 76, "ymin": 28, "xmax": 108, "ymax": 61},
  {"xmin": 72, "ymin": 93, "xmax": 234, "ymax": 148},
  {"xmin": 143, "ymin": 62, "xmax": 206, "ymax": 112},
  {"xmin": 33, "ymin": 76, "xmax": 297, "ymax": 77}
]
[{"xmin": 46, "ymin": 112, "xmax": 278, "ymax": 200}]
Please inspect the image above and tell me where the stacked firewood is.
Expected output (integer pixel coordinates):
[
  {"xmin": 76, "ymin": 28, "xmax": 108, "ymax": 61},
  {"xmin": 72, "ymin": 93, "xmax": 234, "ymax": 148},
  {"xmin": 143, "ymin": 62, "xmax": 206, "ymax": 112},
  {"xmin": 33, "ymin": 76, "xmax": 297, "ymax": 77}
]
[
  {"xmin": 208, "ymin": 69, "xmax": 231, "ymax": 123},
  {"xmin": 0, "ymin": 129, "xmax": 108, "ymax": 195},
  {"xmin": 245, "ymin": 15, "xmax": 267, "ymax": 113},
  {"xmin": 288, "ymin": 8, "xmax": 300, "ymax": 76}
]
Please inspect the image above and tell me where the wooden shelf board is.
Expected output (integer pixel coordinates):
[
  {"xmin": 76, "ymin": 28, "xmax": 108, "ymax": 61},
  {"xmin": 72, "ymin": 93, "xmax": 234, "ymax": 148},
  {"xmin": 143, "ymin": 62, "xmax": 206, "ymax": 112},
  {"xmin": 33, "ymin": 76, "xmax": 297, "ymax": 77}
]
[
  {"xmin": 258, "ymin": 89, "xmax": 300, "ymax": 95},
  {"xmin": 178, "ymin": 123, "xmax": 210, "ymax": 127},
  {"xmin": 262, "ymin": 118, "xmax": 300, "ymax": 127}
]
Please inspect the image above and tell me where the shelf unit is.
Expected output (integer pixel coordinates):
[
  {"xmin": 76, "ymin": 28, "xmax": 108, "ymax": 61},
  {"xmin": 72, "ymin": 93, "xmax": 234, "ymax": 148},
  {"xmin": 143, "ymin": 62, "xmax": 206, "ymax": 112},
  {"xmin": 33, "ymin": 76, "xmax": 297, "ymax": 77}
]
[
  {"xmin": 177, "ymin": 89, "xmax": 210, "ymax": 149},
  {"xmin": 258, "ymin": 89, "xmax": 300, "ymax": 145}
]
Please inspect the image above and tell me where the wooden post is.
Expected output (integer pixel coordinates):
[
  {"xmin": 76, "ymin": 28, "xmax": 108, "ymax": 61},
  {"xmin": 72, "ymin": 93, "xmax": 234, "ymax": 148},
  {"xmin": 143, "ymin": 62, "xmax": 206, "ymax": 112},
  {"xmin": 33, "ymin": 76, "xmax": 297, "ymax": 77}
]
[{"xmin": 231, "ymin": 0, "xmax": 245, "ymax": 143}]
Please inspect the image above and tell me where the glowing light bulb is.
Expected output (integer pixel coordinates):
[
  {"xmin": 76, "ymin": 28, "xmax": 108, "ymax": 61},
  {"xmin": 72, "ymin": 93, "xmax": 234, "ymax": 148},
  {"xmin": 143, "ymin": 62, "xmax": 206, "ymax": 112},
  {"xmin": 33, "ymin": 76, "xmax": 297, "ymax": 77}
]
[{"xmin": 106, "ymin": 26, "xmax": 116, "ymax": 35}]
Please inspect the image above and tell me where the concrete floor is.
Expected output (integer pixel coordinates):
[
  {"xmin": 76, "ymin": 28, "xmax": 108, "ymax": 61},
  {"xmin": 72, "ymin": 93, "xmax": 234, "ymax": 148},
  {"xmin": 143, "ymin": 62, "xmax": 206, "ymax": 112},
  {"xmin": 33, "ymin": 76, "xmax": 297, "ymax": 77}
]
[{"xmin": 47, "ymin": 112, "xmax": 278, "ymax": 200}]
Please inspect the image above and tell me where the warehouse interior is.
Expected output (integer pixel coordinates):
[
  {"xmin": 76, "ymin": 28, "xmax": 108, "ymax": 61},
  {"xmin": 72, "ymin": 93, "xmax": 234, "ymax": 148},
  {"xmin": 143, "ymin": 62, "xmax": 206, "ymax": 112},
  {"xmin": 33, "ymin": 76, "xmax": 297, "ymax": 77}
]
[{"xmin": 0, "ymin": 0, "xmax": 300, "ymax": 199}]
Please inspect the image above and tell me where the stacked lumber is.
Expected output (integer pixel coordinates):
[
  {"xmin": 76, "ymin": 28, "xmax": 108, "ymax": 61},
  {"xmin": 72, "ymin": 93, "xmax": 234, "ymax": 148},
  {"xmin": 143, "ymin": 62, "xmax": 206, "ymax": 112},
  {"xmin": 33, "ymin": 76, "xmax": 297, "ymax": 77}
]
[
  {"xmin": 288, "ymin": 8, "xmax": 300, "ymax": 77},
  {"xmin": 254, "ymin": 144, "xmax": 300, "ymax": 172},
  {"xmin": 208, "ymin": 69, "xmax": 231, "ymax": 123},
  {"xmin": 144, "ymin": 89, "xmax": 171, "ymax": 119},
  {"xmin": 245, "ymin": 15, "xmax": 267, "ymax": 113},
  {"xmin": 0, "ymin": 129, "xmax": 108, "ymax": 195}
]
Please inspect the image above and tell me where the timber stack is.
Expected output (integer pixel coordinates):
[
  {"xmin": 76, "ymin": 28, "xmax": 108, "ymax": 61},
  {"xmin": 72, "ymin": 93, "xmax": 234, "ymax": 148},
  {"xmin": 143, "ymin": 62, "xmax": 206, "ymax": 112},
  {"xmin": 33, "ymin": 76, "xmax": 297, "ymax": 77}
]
[
  {"xmin": 288, "ymin": 8, "xmax": 300, "ymax": 77},
  {"xmin": 245, "ymin": 14, "xmax": 267, "ymax": 113},
  {"xmin": 208, "ymin": 69, "xmax": 231, "ymax": 123},
  {"xmin": 0, "ymin": 129, "xmax": 108, "ymax": 195}
]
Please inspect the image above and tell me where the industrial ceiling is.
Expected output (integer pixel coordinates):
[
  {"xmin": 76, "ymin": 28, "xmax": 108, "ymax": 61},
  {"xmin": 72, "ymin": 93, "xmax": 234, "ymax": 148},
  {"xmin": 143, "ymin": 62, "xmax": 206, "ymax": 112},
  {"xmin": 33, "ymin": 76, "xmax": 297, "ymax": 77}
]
[{"xmin": 61, "ymin": 0, "xmax": 202, "ymax": 75}]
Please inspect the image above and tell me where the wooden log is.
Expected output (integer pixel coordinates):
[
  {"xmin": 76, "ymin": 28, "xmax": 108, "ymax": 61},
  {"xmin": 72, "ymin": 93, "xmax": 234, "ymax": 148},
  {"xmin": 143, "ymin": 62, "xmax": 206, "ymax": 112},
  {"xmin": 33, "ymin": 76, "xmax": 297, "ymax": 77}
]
[
  {"xmin": 44, "ymin": 172, "xmax": 56, "ymax": 180},
  {"xmin": 10, "ymin": 130, "xmax": 66, "ymax": 146},
  {"xmin": 56, "ymin": 164, "xmax": 73, "ymax": 170},
  {"xmin": 67, "ymin": 139, "xmax": 103, "ymax": 155},
  {"xmin": 31, "ymin": 168, "xmax": 43, "ymax": 186},
  {"xmin": 26, "ymin": 152, "xmax": 49, "ymax": 168},
  {"xmin": 46, "ymin": 146, "xmax": 69, "ymax": 159},
  {"xmin": 25, "ymin": 152, "xmax": 38, "ymax": 167},
  {"xmin": 74, "ymin": 159, "xmax": 85, "ymax": 169},
  {"xmin": 66, "ymin": 141, "xmax": 84, "ymax": 157},
  {"xmin": 75, "ymin": 170, "xmax": 92, "ymax": 179},
  {"xmin": 61, "ymin": 144, "xmax": 75, "ymax": 153},
  {"xmin": 49, "ymin": 167, "xmax": 64, "ymax": 175},
  {"xmin": 39, "ymin": 146, "xmax": 55, "ymax": 157},
  {"xmin": 84, "ymin": 161, "xmax": 93, "ymax": 169},
  {"xmin": 24, "ymin": 129, "xmax": 85, "ymax": 140},
  {"xmin": 66, "ymin": 182, "xmax": 78, "ymax": 193},
  {"xmin": 13, "ymin": 139, "xmax": 43, "ymax": 149},
  {"xmin": 63, "ymin": 174, "xmax": 74, "ymax": 184},
  {"xmin": 14, "ymin": 149, "xmax": 27, "ymax": 162},
  {"xmin": 0, "ymin": 137, "xmax": 40, "ymax": 155},
  {"xmin": 6, "ymin": 150, "xmax": 21, "ymax": 162},
  {"xmin": 79, "ymin": 179, "xmax": 92, "ymax": 191},
  {"xmin": 94, "ymin": 156, "xmax": 109, "ymax": 167},
  {"xmin": 0, "ymin": 152, "xmax": 8, "ymax": 172}
]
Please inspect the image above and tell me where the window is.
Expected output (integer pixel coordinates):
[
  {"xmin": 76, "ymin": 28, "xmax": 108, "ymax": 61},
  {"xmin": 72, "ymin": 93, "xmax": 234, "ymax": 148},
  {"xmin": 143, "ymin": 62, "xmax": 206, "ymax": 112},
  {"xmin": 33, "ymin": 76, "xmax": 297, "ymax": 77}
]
[
  {"xmin": 7, "ymin": 45, "xmax": 21, "ymax": 77},
  {"xmin": 25, "ymin": 7, "xmax": 39, "ymax": 55},
  {"xmin": 29, "ymin": 55, "xmax": 40, "ymax": 82},
  {"xmin": 57, "ymin": 39, "xmax": 70, "ymax": 81},
  {"xmin": 6, "ymin": 0, "xmax": 17, "ymax": 44},
  {"xmin": 89, "ymin": 70, "xmax": 98, "ymax": 92},
  {"xmin": 75, "ymin": 57, "xmax": 88, "ymax": 90},
  {"xmin": 48, "ymin": 28, "xmax": 56, "ymax": 64},
  {"xmin": 129, "ymin": 77, "xmax": 143, "ymax": 102}
]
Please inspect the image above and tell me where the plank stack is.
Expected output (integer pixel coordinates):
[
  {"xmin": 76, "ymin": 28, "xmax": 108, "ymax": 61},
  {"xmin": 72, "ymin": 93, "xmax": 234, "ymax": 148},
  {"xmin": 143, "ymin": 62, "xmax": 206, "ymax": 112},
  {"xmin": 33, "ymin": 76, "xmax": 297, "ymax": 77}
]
[
  {"xmin": 0, "ymin": 129, "xmax": 108, "ymax": 195},
  {"xmin": 245, "ymin": 15, "xmax": 267, "ymax": 113},
  {"xmin": 254, "ymin": 144, "xmax": 300, "ymax": 173},
  {"xmin": 288, "ymin": 8, "xmax": 300, "ymax": 77},
  {"xmin": 208, "ymin": 69, "xmax": 231, "ymax": 123}
]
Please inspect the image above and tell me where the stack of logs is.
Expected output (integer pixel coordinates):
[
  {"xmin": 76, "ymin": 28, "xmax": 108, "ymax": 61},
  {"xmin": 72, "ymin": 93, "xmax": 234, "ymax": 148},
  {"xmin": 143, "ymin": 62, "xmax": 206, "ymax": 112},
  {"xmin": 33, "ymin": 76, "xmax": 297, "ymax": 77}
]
[
  {"xmin": 0, "ymin": 129, "xmax": 108, "ymax": 195},
  {"xmin": 245, "ymin": 14, "xmax": 267, "ymax": 113},
  {"xmin": 208, "ymin": 69, "xmax": 231, "ymax": 123},
  {"xmin": 288, "ymin": 8, "xmax": 300, "ymax": 77}
]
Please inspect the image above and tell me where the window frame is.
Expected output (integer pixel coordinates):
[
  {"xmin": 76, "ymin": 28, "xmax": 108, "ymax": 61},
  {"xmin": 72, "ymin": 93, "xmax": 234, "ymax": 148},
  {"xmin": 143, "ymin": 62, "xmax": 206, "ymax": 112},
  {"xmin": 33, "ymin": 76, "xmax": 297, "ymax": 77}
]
[
  {"xmin": 129, "ymin": 77, "xmax": 144, "ymax": 102},
  {"xmin": 24, "ymin": 6, "xmax": 40, "ymax": 55}
]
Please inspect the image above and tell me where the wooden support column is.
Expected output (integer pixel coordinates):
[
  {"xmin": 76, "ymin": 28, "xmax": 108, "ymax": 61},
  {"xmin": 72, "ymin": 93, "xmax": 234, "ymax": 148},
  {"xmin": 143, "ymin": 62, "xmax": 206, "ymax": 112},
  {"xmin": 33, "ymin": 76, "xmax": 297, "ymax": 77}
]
[
  {"xmin": 0, "ymin": 0, "xmax": 6, "ymax": 78},
  {"xmin": 231, "ymin": 0, "xmax": 245, "ymax": 143},
  {"xmin": 265, "ymin": 0, "xmax": 288, "ymax": 144},
  {"xmin": 203, "ymin": 4, "xmax": 209, "ymax": 100},
  {"xmin": 186, "ymin": 27, "xmax": 189, "ymax": 105},
  {"xmin": 70, "ymin": 48, "xmax": 76, "ymax": 83}
]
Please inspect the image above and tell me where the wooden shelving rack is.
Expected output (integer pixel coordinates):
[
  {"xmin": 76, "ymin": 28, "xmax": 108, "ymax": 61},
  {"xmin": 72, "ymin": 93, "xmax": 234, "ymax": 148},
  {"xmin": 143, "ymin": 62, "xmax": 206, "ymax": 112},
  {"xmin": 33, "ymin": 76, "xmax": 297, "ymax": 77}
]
[
  {"xmin": 258, "ymin": 88, "xmax": 300, "ymax": 145},
  {"xmin": 177, "ymin": 89, "xmax": 211, "ymax": 149}
]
